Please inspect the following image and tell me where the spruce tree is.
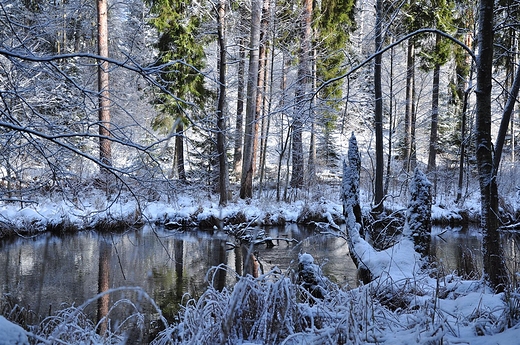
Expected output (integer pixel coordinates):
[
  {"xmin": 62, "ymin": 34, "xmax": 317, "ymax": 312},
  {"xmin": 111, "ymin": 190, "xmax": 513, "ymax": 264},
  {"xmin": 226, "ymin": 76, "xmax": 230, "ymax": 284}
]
[
  {"xmin": 313, "ymin": 0, "xmax": 356, "ymax": 170},
  {"xmin": 146, "ymin": 0, "xmax": 212, "ymax": 180},
  {"xmin": 417, "ymin": 0, "xmax": 454, "ymax": 179}
]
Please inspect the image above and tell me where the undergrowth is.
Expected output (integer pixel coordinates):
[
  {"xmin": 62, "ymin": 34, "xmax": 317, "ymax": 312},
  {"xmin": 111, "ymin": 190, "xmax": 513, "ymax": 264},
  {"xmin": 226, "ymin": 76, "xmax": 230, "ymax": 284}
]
[
  {"xmin": 152, "ymin": 265, "xmax": 399, "ymax": 345},
  {"xmin": 3, "ymin": 266, "xmax": 520, "ymax": 344}
]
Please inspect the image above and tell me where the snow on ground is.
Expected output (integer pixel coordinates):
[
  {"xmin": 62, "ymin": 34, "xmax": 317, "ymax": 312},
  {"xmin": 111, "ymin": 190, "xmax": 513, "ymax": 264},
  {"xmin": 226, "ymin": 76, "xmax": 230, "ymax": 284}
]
[
  {"xmin": 0, "ymin": 316, "xmax": 28, "ymax": 345},
  {"xmin": 342, "ymin": 234, "xmax": 520, "ymax": 344}
]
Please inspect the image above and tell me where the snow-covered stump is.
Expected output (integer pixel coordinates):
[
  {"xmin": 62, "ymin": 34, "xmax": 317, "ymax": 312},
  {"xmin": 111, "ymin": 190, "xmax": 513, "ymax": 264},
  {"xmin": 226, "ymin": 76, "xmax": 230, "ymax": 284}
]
[
  {"xmin": 297, "ymin": 253, "xmax": 328, "ymax": 300},
  {"xmin": 405, "ymin": 168, "xmax": 432, "ymax": 259},
  {"xmin": 343, "ymin": 133, "xmax": 363, "ymax": 229}
]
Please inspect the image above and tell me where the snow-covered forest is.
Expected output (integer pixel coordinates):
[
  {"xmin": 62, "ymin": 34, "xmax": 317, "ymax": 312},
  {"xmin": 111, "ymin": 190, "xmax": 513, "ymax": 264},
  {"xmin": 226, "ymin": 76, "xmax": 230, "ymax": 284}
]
[{"xmin": 1, "ymin": 0, "xmax": 520, "ymax": 343}]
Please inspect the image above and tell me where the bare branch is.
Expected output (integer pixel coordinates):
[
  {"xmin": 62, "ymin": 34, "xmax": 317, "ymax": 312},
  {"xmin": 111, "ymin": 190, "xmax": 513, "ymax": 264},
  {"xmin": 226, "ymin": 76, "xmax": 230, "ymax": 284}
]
[{"xmin": 316, "ymin": 28, "xmax": 475, "ymax": 96}]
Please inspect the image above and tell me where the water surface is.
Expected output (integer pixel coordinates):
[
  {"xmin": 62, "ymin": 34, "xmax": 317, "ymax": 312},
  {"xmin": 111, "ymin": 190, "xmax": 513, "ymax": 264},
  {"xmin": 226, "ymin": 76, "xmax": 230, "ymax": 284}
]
[
  {"xmin": 0, "ymin": 225, "xmax": 357, "ymax": 324},
  {"xmin": 1, "ymin": 224, "xmax": 518, "ymax": 330}
]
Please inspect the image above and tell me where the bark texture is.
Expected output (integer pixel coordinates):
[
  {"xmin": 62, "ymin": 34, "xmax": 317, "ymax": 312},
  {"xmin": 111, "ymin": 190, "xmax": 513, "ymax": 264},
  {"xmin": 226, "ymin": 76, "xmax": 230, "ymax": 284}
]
[
  {"xmin": 97, "ymin": 0, "xmax": 111, "ymax": 167},
  {"xmin": 240, "ymin": 0, "xmax": 262, "ymax": 199},
  {"xmin": 475, "ymin": 0, "xmax": 509, "ymax": 292}
]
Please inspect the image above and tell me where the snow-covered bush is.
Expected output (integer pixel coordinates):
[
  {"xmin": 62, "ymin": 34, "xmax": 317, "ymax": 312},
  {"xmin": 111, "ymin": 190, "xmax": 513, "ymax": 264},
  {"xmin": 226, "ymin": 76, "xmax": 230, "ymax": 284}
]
[{"xmin": 297, "ymin": 253, "xmax": 330, "ymax": 300}]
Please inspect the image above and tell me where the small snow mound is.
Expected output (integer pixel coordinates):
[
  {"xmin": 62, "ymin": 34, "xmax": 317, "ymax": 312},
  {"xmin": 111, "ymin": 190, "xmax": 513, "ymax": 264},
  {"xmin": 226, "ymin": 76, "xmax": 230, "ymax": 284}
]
[
  {"xmin": 298, "ymin": 253, "xmax": 314, "ymax": 264},
  {"xmin": 0, "ymin": 316, "xmax": 29, "ymax": 345}
]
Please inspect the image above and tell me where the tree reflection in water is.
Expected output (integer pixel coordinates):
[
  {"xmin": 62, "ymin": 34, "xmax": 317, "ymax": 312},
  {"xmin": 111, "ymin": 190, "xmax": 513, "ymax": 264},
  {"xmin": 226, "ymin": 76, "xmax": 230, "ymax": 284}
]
[
  {"xmin": 97, "ymin": 239, "xmax": 111, "ymax": 336},
  {"xmin": 0, "ymin": 224, "xmax": 518, "ymax": 336}
]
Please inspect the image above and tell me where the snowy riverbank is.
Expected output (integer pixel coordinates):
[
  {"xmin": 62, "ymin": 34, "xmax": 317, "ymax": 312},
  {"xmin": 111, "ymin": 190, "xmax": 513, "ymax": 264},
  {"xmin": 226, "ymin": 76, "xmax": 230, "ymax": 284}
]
[{"xmin": 0, "ymin": 190, "xmax": 474, "ymax": 240}]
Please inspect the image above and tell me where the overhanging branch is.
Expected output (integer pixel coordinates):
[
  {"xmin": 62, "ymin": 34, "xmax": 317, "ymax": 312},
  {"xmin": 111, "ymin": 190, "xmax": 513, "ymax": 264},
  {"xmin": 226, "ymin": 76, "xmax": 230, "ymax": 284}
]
[{"xmin": 316, "ymin": 28, "xmax": 475, "ymax": 96}]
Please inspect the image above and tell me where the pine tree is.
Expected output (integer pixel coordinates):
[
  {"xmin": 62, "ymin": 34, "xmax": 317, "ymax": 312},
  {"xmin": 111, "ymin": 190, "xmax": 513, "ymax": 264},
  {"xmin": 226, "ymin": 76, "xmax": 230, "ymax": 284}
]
[
  {"xmin": 97, "ymin": 0, "xmax": 112, "ymax": 168},
  {"xmin": 417, "ymin": 0, "xmax": 455, "ymax": 181},
  {"xmin": 449, "ymin": 0, "xmax": 475, "ymax": 203},
  {"xmin": 312, "ymin": 0, "xmax": 356, "ymax": 173},
  {"xmin": 399, "ymin": 1, "xmax": 422, "ymax": 171}
]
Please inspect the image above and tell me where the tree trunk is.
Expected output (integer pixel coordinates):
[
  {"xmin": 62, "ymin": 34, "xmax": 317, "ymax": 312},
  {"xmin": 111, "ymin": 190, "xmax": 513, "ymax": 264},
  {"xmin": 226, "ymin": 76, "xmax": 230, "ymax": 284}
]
[
  {"xmin": 427, "ymin": 35, "xmax": 441, "ymax": 198},
  {"xmin": 373, "ymin": 0, "xmax": 384, "ymax": 213},
  {"xmin": 494, "ymin": 61, "xmax": 520, "ymax": 173},
  {"xmin": 254, "ymin": 0, "xmax": 270, "ymax": 188},
  {"xmin": 291, "ymin": 120, "xmax": 304, "ymax": 189},
  {"xmin": 307, "ymin": 48, "xmax": 317, "ymax": 184},
  {"xmin": 97, "ymin": 0, "xmax": 111, "ymax": 167},
  {"xmin": 258, "ymin": 61, "xmax": 269, "ymax": 196},
  {"xmin": 233, "ymin": 37, "xmax": 246, "ymax": 179},
  {"xmin": 456, "ymin": 87, "xmax": 470, "ymax": 203},
  {"xmin": 403, "ymin": 40, "xmax": 414, "ymax": 172},
  {"xmin": 276, "ymin": 53, "xmax": 289, "ymax": 202},
  {"xmin": 410, "ymin": 75, "xmax": 417, "ymax": 170},
  {"xmin": 240, "ymin": 0, "xmax": 262, "ymax": 199},
  {"xmin": 384, "ymin": 41, "xmax": 395, "ymax": 196},
  {"xmin": 290, "ymin": 0, "xmax": 312, "ymax": 189},
  {"xmin": 509, "ymin": 31, "xmax": 517, "ymax": 164},
  {"xmin": 512, "ymin": 108, "xmax": 516, "ymax": 163},
  {"xmin": 175, "ymin": 123, "xmax": 186, "ymax": 180},
  {"xmin": 427, "ymin": 61, "xmax": 440, "ymax": 175},
  {"xmin": 456, "ymin": 34, "xmax": 474, "ymax": 204},
  {"xmin": 259, "ymin": 15, "xmax": 275, "ymax": 196},
  {"xmin": 216, "ymin": 0, "xmax": 230, "ymax": 205},
  {"xmin": 475, "ymin": 0, "xmax": 509, "ymax": 292}
]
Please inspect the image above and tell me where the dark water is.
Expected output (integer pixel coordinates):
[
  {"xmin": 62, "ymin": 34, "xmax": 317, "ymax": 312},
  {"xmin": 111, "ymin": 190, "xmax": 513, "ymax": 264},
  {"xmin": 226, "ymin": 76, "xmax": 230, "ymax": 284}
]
[
  {"xmin": 431, "ymin": 227, "xmax": 520, "ymax": 283},
  {"xmin": 0, "ymin": 225, "xmax": 357, "ymax": 325},
  {"xmin": 0, "ymin": 224, "xmax": 518, "ymax": 329}
]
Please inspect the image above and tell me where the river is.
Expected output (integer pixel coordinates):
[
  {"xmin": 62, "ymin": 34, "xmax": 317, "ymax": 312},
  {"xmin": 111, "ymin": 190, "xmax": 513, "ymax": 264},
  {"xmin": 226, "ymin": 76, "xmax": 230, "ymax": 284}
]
[{"xmin": 0, "ymin": 224, "xmax": 518, "ymax": 337}]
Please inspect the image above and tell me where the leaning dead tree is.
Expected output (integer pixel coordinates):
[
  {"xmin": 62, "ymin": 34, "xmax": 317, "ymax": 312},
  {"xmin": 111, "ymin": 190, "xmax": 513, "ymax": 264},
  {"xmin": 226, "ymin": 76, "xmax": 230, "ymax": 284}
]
[
  {"xmin": 342, "ymin": 133, "xmax": 370, "ymax": 279},
  {"xmin": 342, "ymin": 133, "xmax": 433, "ymax": 282}
]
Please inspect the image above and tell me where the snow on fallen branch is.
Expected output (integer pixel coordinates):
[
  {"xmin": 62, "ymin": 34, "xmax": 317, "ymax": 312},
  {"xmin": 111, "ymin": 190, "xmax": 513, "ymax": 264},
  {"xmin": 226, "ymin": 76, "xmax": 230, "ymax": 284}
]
[{"xmin": 224, "ymin": 223, "xmax": 299, "ymax": 248}]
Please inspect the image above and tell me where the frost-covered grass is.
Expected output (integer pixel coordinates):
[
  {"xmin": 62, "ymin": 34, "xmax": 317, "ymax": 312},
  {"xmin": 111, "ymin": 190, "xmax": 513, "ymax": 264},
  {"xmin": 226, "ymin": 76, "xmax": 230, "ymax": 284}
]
[
  {"xmin": 152, "ymin": 264, "xmax": 387, "ymax": 344},
  {"xmin": 2, "ymin": 287, "xmax": 168, "ymax": 344},
  {"xmin": 149, "ymin": 263, "xmax": 520, "ymax": 345}
]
